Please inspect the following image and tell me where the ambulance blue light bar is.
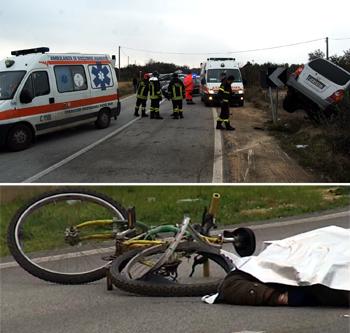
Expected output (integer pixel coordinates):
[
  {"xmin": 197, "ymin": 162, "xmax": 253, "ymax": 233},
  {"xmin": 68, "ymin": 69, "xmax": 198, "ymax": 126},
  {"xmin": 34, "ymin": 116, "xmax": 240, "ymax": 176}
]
[
  {"xmin": 207, "ymin": 58, "xmax": 236, "ymax": 61},
  {"xmin": 11, "ymin": 47, "xmax": 50, "ymax": 56}
]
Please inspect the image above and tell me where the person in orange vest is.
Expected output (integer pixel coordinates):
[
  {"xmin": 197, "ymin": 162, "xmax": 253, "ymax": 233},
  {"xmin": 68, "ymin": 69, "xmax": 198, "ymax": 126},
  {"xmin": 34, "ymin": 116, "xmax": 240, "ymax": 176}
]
[{"xmin": 184, "ymin": 70, "xmax": 195, "ymax": 104}]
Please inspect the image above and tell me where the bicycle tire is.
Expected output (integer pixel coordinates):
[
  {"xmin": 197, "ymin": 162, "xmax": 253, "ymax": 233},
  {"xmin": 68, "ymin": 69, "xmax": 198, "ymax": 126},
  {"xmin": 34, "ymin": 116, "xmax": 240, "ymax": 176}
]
[
  {"xmin": 7, "ymin": 188, "xmax": 130, "ymax": 284},
  {"xmin": 110, "ymin": 242, "xmax": 233, "ymax": 297}
]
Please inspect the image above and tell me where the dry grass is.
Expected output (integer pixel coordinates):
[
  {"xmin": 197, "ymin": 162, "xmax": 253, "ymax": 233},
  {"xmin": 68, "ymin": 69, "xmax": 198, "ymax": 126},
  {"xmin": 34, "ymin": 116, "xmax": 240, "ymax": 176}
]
[
  {"xmin": 245, "ymin": 86, "xmax": 350, "ymax": 182},
  {"xmin": 118, "ymin": 81, "xmax": 134, "ymax": 98},
  {"xmin": 1, "ymin": 186, "xmax": 56, "ymax": 203}
]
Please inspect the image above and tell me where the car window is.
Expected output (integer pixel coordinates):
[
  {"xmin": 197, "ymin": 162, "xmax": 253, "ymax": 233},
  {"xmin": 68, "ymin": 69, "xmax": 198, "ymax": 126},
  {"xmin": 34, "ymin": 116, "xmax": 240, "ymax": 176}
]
[
  {"xmin": 22, "ymin": 71, "xmax": 50, "ymax": 98},
  {"xmin": 309, "ymin": 59, "xmax": 350, "ymax": 86},
  {"xmin": 32, "ymin": 71, "xmax": 50, "ymax": 96},
  {"xmin": 0, "ymin": 71, "xmax": 26, "ymax": 100},
  {"xmin": 54, "ymin": 65, "xmax": 87, "ymax": 93},
  {"xmin": 207, "ymin": 69, "xmax": 242, "ymax": 83}
]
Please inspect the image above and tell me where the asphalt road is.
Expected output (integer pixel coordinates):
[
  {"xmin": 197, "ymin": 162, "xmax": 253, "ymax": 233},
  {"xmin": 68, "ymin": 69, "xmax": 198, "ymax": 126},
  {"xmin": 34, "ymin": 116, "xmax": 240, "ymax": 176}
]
[
  {"xmin": 1, "ymin": 209, "xmax": 349, "ymax": 333},
  {"xmin": 0, "ymin": 95, "xmax": 218, "ymax": 183}
]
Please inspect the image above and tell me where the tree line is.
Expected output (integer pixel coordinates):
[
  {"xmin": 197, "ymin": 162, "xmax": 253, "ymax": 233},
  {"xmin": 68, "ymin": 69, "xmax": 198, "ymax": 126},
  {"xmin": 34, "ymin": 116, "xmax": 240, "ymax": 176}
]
[
  {"xmin": 118, "ymin": 59, "xmax": 200, "ymax": 82},
  {"xmin": 118, "ymin": 49, "xmax": 350, "ymax": 85}
]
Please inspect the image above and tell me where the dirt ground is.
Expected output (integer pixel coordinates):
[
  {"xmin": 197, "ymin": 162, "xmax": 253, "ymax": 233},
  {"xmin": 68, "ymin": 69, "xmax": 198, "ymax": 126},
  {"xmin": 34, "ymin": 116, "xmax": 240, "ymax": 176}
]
[{"xmin": 223, "ymin": 103, "xmax": 316, "ymax": 183}]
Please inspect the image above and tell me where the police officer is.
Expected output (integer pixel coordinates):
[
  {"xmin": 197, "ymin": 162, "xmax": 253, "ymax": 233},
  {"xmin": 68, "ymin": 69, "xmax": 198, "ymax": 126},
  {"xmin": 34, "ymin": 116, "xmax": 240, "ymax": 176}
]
[
  {"xmin": 134, "ymin": 73, "xmax": 150, "ymax": 117},
  {"xmin": 168, "ymin": 72, "xmax": 185, "ymax": 119},
  {"xmin": 216, "ymin": 75, "xmax": 235, "ymax": 130},
  {"xmin": 149, "ymin": 71, "xmax": 163, "ymax": 119}
]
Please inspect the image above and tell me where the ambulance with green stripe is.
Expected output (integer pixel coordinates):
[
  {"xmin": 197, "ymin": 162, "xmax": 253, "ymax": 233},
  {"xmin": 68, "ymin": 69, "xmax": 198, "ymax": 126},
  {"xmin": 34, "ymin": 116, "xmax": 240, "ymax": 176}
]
[{"xmin": 0, "ymin": 47, "xmax": 120, "ymax": 151}]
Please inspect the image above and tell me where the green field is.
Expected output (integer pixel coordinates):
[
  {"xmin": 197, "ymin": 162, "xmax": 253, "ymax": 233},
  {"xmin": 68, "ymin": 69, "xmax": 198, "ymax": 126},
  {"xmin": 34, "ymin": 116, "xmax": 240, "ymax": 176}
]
[{"xmin": 1, "ymin": 186, "xmax": 349, "ymax": 257}]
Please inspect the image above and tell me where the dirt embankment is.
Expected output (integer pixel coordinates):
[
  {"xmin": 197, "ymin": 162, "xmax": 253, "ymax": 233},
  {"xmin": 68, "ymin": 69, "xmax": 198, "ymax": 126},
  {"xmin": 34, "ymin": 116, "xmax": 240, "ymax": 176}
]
[{"xmin": 223, "ymin": 103, "xmax": 316, "ymax": 183}]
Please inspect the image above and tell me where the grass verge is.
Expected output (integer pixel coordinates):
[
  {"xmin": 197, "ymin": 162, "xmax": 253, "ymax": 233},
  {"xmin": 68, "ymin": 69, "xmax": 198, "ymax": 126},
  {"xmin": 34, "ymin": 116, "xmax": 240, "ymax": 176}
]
[
  {"xmin": 1, "ymin": 186, "xmax": 349, "ymax": 257},
  {"xmin": 119, "ymin": 81, "xmax": 134, "ymax": 98}
]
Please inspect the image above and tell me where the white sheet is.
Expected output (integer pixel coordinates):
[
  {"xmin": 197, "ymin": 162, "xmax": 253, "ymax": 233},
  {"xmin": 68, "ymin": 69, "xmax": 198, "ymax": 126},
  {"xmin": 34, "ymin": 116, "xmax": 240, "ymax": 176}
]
[
  {"xmin": 203, "ymin": 226, "xmax": 350, "ymax": 304},
  {"xmin": 224, "ymin": 225, "xmax": 350, "ymax": 290}
]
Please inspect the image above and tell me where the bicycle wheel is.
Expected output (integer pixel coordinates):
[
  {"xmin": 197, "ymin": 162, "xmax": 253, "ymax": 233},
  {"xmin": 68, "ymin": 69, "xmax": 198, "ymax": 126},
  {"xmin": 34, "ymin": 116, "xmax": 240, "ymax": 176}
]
[
  {"xmin": 7, "ymin": 189, "xmax": 131, "ymax": 284},
  {"xmin": 110, "ymin": 242, "xmax": 233, "ymax": 297}
]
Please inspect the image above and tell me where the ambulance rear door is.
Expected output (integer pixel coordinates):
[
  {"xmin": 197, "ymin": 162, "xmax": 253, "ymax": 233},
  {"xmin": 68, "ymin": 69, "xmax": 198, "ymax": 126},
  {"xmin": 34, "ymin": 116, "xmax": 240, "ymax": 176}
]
[{"xmin": 87, "ymin": 60, "xmax": 118, "ymax": 110}]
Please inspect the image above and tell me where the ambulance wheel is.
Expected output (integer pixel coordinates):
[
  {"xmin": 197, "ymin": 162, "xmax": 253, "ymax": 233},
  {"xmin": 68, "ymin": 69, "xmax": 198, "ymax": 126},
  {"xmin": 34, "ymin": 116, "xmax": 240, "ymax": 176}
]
[
  {"xmin": 6, "ymin": 124, "xmax": 33, "ymax": 151},
  {"xmin": 95, "ymin": 109, "xmax": 111, "ymax": 129}
]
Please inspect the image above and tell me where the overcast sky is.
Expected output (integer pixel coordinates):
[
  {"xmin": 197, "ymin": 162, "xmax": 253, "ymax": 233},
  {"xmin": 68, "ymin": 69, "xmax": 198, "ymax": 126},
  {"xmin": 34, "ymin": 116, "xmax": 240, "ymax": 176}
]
[{"xmin": 1, "ymin": 0, "xmax": 349, "ymax": 68}]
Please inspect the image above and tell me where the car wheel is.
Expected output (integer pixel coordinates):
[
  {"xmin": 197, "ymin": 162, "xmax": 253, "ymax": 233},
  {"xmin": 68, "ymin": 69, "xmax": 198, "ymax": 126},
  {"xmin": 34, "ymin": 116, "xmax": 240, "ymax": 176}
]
[
  {"xmin": 6, "ymin": 124, "xmax": 33, "ymax": 151},
  {"xmin": 95, "ymin": 109, "xmax": 111, "ymax": 129}
]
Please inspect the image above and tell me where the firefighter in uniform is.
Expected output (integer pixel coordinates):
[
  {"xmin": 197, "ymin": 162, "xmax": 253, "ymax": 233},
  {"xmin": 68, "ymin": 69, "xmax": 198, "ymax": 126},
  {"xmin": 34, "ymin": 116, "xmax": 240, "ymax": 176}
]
[
  {"xmin": 168, "ymin": 73, "xmax": 185, "ymax": 119},
  {"xmin": 216, "ymin": 75, "xmax": 235, "ymax": 130},
  {"xmin": 149, "ymin": 71, "xmax": 163, "ymax": 119},
  {"xmin": 134, "ymin": 73, "xmax": 150, "ymax": 117}
]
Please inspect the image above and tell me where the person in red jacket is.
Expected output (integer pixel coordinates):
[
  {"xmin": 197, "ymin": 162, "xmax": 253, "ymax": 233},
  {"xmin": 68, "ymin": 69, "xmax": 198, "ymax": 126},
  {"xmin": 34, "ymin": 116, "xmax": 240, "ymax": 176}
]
[{"xmin": 184, "ymin": 71, "xmax": 195, "ymax": 104}]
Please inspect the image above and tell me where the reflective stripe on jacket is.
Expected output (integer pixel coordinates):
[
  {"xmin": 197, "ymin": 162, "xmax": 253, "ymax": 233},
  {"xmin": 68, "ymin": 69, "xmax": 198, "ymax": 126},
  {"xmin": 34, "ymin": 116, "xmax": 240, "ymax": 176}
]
[
  {"xmin": 149, "ymin": 79, "xmax": 162, "ymax": 100},
  {"xmin": 218, "ymin": 80, "xmax": 231, "ymax": 103},
  {"xmin": 136, "ymin": 80, "xmax": 149, "ymax": 100},
  {"xmin": 168, "ymin": 79, "xmax": 185, "ymax": 101}
]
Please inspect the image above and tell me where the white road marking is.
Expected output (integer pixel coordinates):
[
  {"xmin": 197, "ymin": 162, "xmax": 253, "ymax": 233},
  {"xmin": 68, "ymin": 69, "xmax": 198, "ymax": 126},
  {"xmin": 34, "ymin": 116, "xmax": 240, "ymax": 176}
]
[
  {"xmin": 231, "ymin": 331, "xmax": 266, "ymax": 333},
  {"xmin": 246, "ymin": 210, "xmax": 350, "ymax": 231},
  {"xmin": 22, "ymin": 98, "xmax": 167, "ymax": 183},
  {"xmin": 212, "ymin": 107, "xmax": 223, "ymax": 183},
  {"xmin": 22, "ymin": 118, "xmax": 140, "ymax": 183},
  {"xmin": 0, "ymin": 247, "xmax": 114, "ymax": 269}
]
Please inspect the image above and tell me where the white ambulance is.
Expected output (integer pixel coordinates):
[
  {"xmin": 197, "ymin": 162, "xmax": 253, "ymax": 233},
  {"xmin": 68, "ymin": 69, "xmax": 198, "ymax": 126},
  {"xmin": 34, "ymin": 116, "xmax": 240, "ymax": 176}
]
[
  {"xmin": 200, "ymin": 58, "xmax": 244, "ymax": 107},
  {"xmin": 0, "ymin": 47, "xmax": 120, "ymax": 151}
]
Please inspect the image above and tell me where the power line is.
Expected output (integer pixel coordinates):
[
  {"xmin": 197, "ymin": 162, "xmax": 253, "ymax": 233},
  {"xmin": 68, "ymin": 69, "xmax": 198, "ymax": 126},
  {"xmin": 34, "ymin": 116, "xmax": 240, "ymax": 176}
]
[
  {"xmin": 330, "ymin": 37, "xmax": 350, "ymax": 41},
  {"xmin": 121, "ymin": 38, "xmax": 326, "ymax": 56}
]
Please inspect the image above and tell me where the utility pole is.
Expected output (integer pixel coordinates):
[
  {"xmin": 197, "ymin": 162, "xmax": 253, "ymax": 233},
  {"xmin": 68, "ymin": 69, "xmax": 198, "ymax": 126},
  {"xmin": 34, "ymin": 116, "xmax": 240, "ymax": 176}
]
[
  {"xmin": 326, "ymin": 37, "xmax": 329, "ymax": 60},
  {"xmin": 118, "ymin": 46, "xmax": 121, "ymax": 80}
]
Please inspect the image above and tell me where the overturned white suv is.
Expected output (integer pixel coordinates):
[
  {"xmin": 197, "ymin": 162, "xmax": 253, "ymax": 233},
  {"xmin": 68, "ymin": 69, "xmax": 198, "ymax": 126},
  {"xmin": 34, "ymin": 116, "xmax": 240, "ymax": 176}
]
[{"xmin": 283, "ymin": 58, "xmax": 350, "ymax": 115}]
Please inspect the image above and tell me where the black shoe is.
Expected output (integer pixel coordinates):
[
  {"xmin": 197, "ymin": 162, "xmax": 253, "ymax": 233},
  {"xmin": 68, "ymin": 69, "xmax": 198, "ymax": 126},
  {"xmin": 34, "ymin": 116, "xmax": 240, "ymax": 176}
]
[
  {"xmin": 225, "ymin": 123, "xmax": 235, "ymax": 131},
  {"xmin": 179, "ymin": 113, "xmax": 184, "ymax": 119},
  {"xmin": 173, "ymin": 113, "xmax": 179, "ymax": 119},
  {"xmin": 216, "ymin": 121, "xmax": 225, "ymax": 130},
  {"xmin": 134, "ymin": 111, "xmax": 140, "ymax": 117},
  {"xmin": 150, "ymin": 111, "xmax": 155, "ymax": 119},
  {"xmin": 155, "ymin": 114, "xmax": 163, "ymax": 119},
  {"xmin": 141, "ymin": 111, "xmax": 148, "ymax": 117}
]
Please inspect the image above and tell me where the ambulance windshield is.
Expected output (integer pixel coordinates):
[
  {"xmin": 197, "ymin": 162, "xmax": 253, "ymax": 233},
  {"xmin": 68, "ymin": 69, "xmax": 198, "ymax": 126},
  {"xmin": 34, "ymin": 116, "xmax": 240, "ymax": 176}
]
[
  {"xmin": 207, "ymin": 69, "xmax": 242, "ymax": 83},
  {"xmin": 0, "ymin": 71, "xmax": 26, "ymax": 100}
]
